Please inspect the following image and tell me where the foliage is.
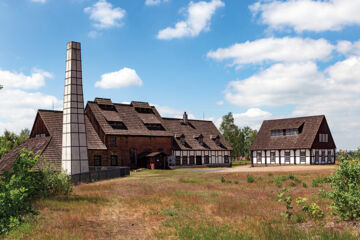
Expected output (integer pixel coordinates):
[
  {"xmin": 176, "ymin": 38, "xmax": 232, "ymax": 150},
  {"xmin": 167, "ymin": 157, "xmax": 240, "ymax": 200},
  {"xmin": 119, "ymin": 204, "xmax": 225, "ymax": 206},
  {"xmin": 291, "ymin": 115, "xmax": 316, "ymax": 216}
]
[
  {"xmin": 219, "ymin": 112, "xmax": 257, "ymax": 159},
  {"xmin": 0, "ymin": 149, "xmax": 72, "ymax": 234},
  {"xmin": 0, "ymin": 129, "xmax": 30, "ymax": 159},
  {"xmin": 312, "ymin": 176, "xmax": 331, "ymax": 187},
  {"xmin": 296, "ymin": 197, "xmax": 324, "ymax": 219},
  {"xmin": 329, "ymin": 156, "xmax": 360, "ymax": 221},
  {"xmin": 220, "ymin": 176, "xmax": 232, "ymax": 184},
  {"xmin": 246, "ymin": 174, "xmax": 255, "ymax": 183},
  {"xmin": 277, "ymin": 188, "xmax": 293, "ymax": 220}
]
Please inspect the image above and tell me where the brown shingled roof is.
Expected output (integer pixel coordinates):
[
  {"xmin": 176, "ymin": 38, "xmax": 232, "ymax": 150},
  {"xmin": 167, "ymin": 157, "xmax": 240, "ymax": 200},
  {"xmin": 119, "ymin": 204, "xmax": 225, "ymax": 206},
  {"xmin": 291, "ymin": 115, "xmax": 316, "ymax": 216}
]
[
  {"xmin": 251, "ymin": 115, "xmax": 328, "ymax": 150},
  {"xmin": 162, "ymin": 118, "xmax": 232, "ymax": 151},
  {"xmin": 86, "ymin": 101, "xmax": 173, "ymax": 137},
  {"xmin": 0, "ymin": 110, "xmax": 107, "ymax": 173},
  {"xmin": 0, "ymin": 137, "xmax": 51, "ymax": 172}
]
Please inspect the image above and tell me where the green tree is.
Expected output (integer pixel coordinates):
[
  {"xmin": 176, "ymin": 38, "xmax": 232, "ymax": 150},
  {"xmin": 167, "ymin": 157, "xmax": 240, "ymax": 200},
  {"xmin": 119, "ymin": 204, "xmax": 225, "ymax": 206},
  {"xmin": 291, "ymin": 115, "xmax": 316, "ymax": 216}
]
[
  {"xmin": 0, "ymin": 129, "xmax": 30, "ymax": 159},
  {"xmin": 219, "ymin": 113, "xmax": 258, "ymax": 160}
]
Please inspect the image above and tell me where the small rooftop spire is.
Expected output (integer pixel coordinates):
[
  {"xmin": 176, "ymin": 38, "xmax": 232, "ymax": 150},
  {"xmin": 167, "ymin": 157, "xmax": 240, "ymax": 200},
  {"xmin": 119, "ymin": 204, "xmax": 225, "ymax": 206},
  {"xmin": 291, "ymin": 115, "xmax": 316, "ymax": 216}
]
[{"xmin": 183, "ymin": 112, "xmax": 188, "ymax": 125}]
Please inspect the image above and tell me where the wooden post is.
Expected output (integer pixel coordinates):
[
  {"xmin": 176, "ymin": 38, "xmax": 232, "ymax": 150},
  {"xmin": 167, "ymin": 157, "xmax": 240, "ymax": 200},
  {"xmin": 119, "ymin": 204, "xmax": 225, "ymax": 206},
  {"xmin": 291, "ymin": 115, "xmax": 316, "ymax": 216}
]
[
  {"xmin": 294, "ymin": 149, "xmax": 296, "ymax": 165},
  {"xmin": 279, "ymin": 150, "xmax": 281, "ymax": 165},
  {"xmin": 265, "ymin": 150, "xmax": 267, "ymax": 166},
  {"xmin": 251, "ymin": 151, "xmax": 254, "ymax": 167}
]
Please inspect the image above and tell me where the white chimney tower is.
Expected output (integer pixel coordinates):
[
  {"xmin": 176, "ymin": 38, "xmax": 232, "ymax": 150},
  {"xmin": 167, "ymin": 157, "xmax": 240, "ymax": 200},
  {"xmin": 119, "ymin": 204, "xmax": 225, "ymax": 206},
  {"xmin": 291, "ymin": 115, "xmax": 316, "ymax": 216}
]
[{"xmin": 61, "ymin": 41, "xmax": 89, "ymax": 176}]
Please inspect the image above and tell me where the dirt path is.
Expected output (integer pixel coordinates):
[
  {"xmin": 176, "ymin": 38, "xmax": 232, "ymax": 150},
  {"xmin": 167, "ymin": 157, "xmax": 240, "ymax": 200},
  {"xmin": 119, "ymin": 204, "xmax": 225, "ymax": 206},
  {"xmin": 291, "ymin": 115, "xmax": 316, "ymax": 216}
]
[{"xmin": 179, "ymin": 165, "xmax": 337, "ymax": 173}]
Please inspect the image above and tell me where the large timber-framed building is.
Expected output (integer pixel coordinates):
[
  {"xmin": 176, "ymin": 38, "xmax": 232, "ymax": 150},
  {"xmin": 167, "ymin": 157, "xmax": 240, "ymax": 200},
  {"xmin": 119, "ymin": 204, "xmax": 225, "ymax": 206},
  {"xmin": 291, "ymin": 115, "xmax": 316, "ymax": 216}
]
[
  {"xmin": 250, "ymin": 115, "xmax": 336, "ymax": 166},
  {"xmin": 0, "ymin": 41, "xmax": 231, "ymax": 177}
]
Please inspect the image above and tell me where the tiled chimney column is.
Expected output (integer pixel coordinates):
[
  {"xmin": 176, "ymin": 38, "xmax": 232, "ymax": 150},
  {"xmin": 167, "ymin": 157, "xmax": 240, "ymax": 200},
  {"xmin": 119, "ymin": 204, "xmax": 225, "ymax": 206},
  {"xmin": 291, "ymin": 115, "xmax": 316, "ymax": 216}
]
[{"xmin": 61, "ymin": 41, "xmax": 89, "ymax": 175}]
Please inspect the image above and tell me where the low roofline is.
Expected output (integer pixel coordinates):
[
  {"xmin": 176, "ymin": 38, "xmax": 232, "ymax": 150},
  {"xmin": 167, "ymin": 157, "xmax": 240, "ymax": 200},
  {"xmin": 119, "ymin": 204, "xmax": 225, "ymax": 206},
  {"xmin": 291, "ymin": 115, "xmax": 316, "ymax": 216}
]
[
  {"xmin": 263, "ymin": 115, "xmax": 325, "ymax": 122},
  {"xmin": 162, "ymin": 117, "xmax": 213, "ymax": 123}
]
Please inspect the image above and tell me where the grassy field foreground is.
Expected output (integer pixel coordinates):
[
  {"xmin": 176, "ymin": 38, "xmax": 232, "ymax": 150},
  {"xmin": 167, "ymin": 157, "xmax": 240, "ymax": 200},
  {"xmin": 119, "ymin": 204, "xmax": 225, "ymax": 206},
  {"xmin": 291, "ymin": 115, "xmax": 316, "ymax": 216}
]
[{"xmin": 3, "ymin": 168, "xmax": 360, "ymax": 240}]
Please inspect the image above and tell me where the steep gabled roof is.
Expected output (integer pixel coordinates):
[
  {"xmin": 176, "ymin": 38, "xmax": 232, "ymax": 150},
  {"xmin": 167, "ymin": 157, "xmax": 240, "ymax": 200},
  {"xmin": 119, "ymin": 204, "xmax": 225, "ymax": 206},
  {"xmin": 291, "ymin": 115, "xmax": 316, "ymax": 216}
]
[
  {"xmin": 162, "ymin": 118, "xmax": 232, "ymax": 151},
  {"xmin": 0, "ymin": 110, "xmax": 107, "ymax": 172},
  {"xmin": 85, "ymin": 101, "xmax": 173, "ymax": 137},
  {"xmin": 251, "ymin": 115, "xmax": 331, "ymax": 150}
]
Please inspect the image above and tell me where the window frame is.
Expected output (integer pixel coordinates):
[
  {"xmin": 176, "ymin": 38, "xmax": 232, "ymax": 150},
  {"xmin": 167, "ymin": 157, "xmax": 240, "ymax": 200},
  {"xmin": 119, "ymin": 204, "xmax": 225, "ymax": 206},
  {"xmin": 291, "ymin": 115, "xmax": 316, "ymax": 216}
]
[{"xmin": 94, "ymin": 155, "xmax": 102, "ymax": 166}]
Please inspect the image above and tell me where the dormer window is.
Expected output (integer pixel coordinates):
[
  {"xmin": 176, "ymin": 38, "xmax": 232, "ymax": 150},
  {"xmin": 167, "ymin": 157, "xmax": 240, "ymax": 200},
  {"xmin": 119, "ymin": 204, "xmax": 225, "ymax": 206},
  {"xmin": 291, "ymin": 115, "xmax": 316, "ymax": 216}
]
[
  {"xmin": 145, "ymin": 123, "xmax": 165, "ymax": 131},
  {"xmin": 99, "ymin": 104, "xmax": 116, "ymax": 111},
  {"xmin": 271, "ymin": 128, "xmax": 299, "ymax": 137},
  {"xmin": 35, "ymin": 133, "xmax": 46, "ymax": 138},
  {"xmin": 180, "ymin": 137, "xmax": 185, "ymax": 145},
  {"xmin": 135, "ymin": 107, "xmax": 153, "ymax": 114},
  {"xmin": 194, "ymin": 134, "xmax": 204, "ymax": 146},
  {"xmin": 108, "ymin": 121, "xmax": 127, "ymax": 130}
]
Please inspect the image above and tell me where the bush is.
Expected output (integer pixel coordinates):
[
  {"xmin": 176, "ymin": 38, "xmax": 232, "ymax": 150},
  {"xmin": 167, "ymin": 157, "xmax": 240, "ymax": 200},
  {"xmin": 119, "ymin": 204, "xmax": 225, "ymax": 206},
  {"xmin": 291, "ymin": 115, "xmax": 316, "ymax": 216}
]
[
  {"xmin": 246, "ymin": 175, "xmax": 255, "ymax": 183},
  {"xmin": 329, "ymin": 158, "xmax": 360, "ymax": 221},
  {"xmin": 296, "ymin": 197, "xmax": 324, "ymax": 219},
  {"xmin": 0, "ymin": 149, "xmax": 72, "ymax": 234}
]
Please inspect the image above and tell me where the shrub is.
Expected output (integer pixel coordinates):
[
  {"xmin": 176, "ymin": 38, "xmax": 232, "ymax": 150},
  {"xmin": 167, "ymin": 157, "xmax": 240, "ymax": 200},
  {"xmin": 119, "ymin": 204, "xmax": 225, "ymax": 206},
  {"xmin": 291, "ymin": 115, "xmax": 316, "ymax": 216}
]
[
  {"xmin": 296, "ymin": 197, "xmax": 324, "ymax": 219},
  {"xmin": 302, "ymin": 183, "xmax": 307, "ymax": 188},
  {"xmin": 329, "ymin": 158, "xmax": 360, "ymax": 221},
  {"xmin": 234, "ymin": 180, "xmax": 239, "ymax": 184},
  {"xmin": 0, "ymin": 149, "xmax": 72, "ymax": 234},
  {"xmin": 277, "ymin": 188, "xmax": 293, "ymax": 220},
  {"xmin": 312, "ymin": 177, "xmax": 331, "ymax": 188},
  {"xmin": 221, "ymin": 176, "xmax": 226, "ymax": 183},
  {"xmin": 246, "ymin": 175, "xmax": 255, "ymax": 183}
]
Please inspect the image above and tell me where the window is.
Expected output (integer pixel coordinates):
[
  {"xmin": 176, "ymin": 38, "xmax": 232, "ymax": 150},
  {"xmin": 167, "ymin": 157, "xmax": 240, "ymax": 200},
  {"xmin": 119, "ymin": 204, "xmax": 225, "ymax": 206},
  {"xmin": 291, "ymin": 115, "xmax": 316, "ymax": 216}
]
[
  {"xmin": 198, "ymin": 136, "xmax": 204, "ymax": 146},
  {"xmin": 35, "ymin": 133, "xmax": 46, "ymax": 138},
  {"xmin": 224, "ymin": 155, "xmax": 229, "ymax": 163},
  {"xmin": 182, "ymin": 156, "xmax": 188, "ymax": 165},
  {"xmin": 99, "ymin": 104, "xmax": 116, "ymax": 111},
  {"xmin": 189, "ymin": 156, "xmax": 195, "ymax": 165},
  {"xmin": 321, "ymin": 150, "xmax": 326, "ymax": 162},
  {"xmin": 176, "ymin": 156, "xmax": 181, "ymax": 165},
  {"xmin": 94, "ymin": 155, "xmax": 102, "ymax": 166},
  {"xmin": 300, "ymin": 151, "xmax": 306, "ymax": 163},
  {"xmin": 108, "ymin": 121, "xmax": 127, "ymax": 130},
  {"xmin": 271, "ymin": 128, "xmax": 299, "ymax": 137},
  {"xmin": 145, "ymin": 123, "xmax": 165, "ymax": 131},
  {"xmin": 327, "ymin": 150, "xmax": 332, "ymax": 163},
  {"xmin": 130, "ymin": 149, "xmax": 136, "ymax": 165},
  {"xmin": 111, "ymin": 155, "xmax": 118, "ymax": 166},
  {"xmin": 270, "ymin": 152, "xmax": 276, "ymax": 163},
  {"xmin": 319, "ymin": 134, "xmax": 328, "ymax": 142},
  {"xmin": 204, "ymin": 155, "xmax": 209, "ymax": 164},
  {"xmin": 180, "ymin": 137, "xmax": 185, "ymax": 145},
  {"xmin": 315, "ymin": 151, "xmax": 319, "ymax": 163},
  {"xmin": 110, "ymin": 136, "xmax": 117, "ymax": 147},
  {"xmin": 285, "ymin": 151, "xmax": 290, "ymax": 163},
  {"xmin": 256, "ymin": 151, "xmax": 262, "ymax": 163},
  {"xmin": 135, "ymin": 107, "xmax": 153, "ymax": 114}
]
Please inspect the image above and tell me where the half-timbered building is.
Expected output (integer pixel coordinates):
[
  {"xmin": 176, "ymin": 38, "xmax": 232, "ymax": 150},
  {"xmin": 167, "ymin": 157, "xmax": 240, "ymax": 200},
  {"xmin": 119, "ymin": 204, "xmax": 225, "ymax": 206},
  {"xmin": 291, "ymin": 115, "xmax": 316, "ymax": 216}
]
[{"xmin": 250, "ymin": 115, "xmax": 336, "ymax": 166}]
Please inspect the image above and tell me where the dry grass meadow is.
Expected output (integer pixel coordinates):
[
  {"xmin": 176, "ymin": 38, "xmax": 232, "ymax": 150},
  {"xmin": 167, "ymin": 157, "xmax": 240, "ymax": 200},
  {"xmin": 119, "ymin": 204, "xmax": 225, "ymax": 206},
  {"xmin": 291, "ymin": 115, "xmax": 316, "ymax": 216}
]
[{"xmin": 3, "ymin": 166, "xmax": 360, "ymax": 240}]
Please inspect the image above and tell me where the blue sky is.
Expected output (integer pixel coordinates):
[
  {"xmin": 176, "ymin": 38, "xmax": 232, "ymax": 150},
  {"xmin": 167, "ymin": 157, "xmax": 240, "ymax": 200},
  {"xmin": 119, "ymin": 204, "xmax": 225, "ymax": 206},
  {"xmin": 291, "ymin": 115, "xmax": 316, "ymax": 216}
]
[{"xmin": 1, "ymin": 0, "xmax": 360, "ymax": 150}]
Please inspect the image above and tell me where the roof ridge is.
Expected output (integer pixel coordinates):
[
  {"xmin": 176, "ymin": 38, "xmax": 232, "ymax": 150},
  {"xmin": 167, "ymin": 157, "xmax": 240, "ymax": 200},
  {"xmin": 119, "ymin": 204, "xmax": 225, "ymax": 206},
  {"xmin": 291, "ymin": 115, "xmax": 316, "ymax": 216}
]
[{"xmin": 264, "ymin": 115, "xmax": 324, "ymax": 122}]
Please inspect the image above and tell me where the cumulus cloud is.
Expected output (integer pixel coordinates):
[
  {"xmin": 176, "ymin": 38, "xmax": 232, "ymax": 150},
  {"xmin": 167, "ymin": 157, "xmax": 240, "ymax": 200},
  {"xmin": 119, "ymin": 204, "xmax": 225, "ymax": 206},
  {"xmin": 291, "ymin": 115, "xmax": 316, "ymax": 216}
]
[
  {"xmin": 154, "ymin": 104, "xmax": 195, "ymax": 119},
  {"xmin": 94, "ymin": 67, "xmax": 143, "ymax": 89},
  {"xmin": 84, "ymin": 0, "xmax": 126, "ymax": 29},
  {"xmin": 222, "ymin": 56, "xmax": 360, "ymax": 149},
  {"xmin": 250, "ymin": 0, "xmax": 360, "ymax": 32},
  {"xmin": 337, "ymin": 40, "xmax": 360, "ymax": 56},
  {"xmin": 207, "ymin": 37, "xmax": 334, "ymax": 66},
  {"xmin": 145, "ymin": 0, "xmax": 168, "ymax": 6},
  {"xmin": 0, "ymin": 68, "xmax": 52, "ymax": 90},
  {"xmin": 157, "ymin": 0, "xmax": 224, "ymax": 40}
]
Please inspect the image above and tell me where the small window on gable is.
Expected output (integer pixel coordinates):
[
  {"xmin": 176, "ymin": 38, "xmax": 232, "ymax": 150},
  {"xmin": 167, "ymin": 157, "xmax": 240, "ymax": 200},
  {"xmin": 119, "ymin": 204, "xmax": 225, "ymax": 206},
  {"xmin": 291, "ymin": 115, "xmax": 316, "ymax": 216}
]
[
  {"xmin": 99, "ymin": 104, "xmax": 116, "ymax": 111},
  {"xmin": 35, "ymin": 133, "xmax": 46, "ymax": 138},
  {"xmin": 145, "ymin": 123, "xmax": 165, "ymax": 131},
  {"xmin": 108, "ymin": 121, "xmax": 127, "ymax": 130},
  {"xmin": 319, "ymin": 134, "xmax": 328, "ymax": 142}
]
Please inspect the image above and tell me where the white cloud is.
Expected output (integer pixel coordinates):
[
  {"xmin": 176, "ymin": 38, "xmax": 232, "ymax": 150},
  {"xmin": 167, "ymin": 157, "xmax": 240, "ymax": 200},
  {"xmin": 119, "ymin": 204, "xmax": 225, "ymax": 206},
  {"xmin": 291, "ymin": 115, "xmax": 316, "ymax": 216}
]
[
  {"xmin": 31, "ymin": 0, "xmax": 46, "ymax": 3},
  {"xmin": 207, "ymin": 37, "xmax": 334, "ymax": 66},
  {"xmin": 337, "ymin": 40, "xmax": 360, "ymax": 56},
  {"xmin": 84, "ymin": 0, "xmax": 126, "ymax": 29},
  {"xmin": 250, "ymin": 0, "xmax": 360, "ymax": 32},
  {"xmin": 157, "ymin": 0, "xmax": 224, "ymax": 40},
  {"xmin": 88, "ymin": 30, "xmax": 102, "ymax": 39},
  {"xmin": 216, "ymin": 100, "xmax": 224, "ymax": 105},
  {"xmin": 214, "ymin": 108, "xmax": 272, "ymax": 129},
  {"xmin": 145, "ymin": 0, "xmax": 168, "ymax": 6},
  {"xmin": 0, "ymin": 90, "xmax": 61, "ymax": 134},
  {"xmin": 223, "ymin": 56, "xmax": 360, "ymax": 149},
  {"xmin": 0, "ymin": 68, "xmax": 52, "ymax": 90},
  {"xmin": 94, "ymin": 67, "xmax": 143, "ymax": 89},
  {"xmin": 225, "ymin": 62, "xmax": 324, "ymax": 107},
  {"xmin": 154, "ymin": 104, "xmax": 196, "ymax": 119}
]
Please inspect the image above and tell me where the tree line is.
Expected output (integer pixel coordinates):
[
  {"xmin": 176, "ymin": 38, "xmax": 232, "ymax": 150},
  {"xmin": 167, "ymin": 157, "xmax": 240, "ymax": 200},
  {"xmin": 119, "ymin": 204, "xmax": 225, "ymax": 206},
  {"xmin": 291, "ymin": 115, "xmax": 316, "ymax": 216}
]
[{"xmin": 219, "ymin": 112, "xmax": 257, "ymax": 160}]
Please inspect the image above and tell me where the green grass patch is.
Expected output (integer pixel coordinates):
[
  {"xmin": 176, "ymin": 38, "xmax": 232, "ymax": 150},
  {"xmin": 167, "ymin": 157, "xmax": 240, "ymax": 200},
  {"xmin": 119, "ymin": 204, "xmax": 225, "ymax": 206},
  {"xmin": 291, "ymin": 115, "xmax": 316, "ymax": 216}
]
[{"xmin": 179, "ymin": 178, "xmax": 209, "ymax": 183}]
